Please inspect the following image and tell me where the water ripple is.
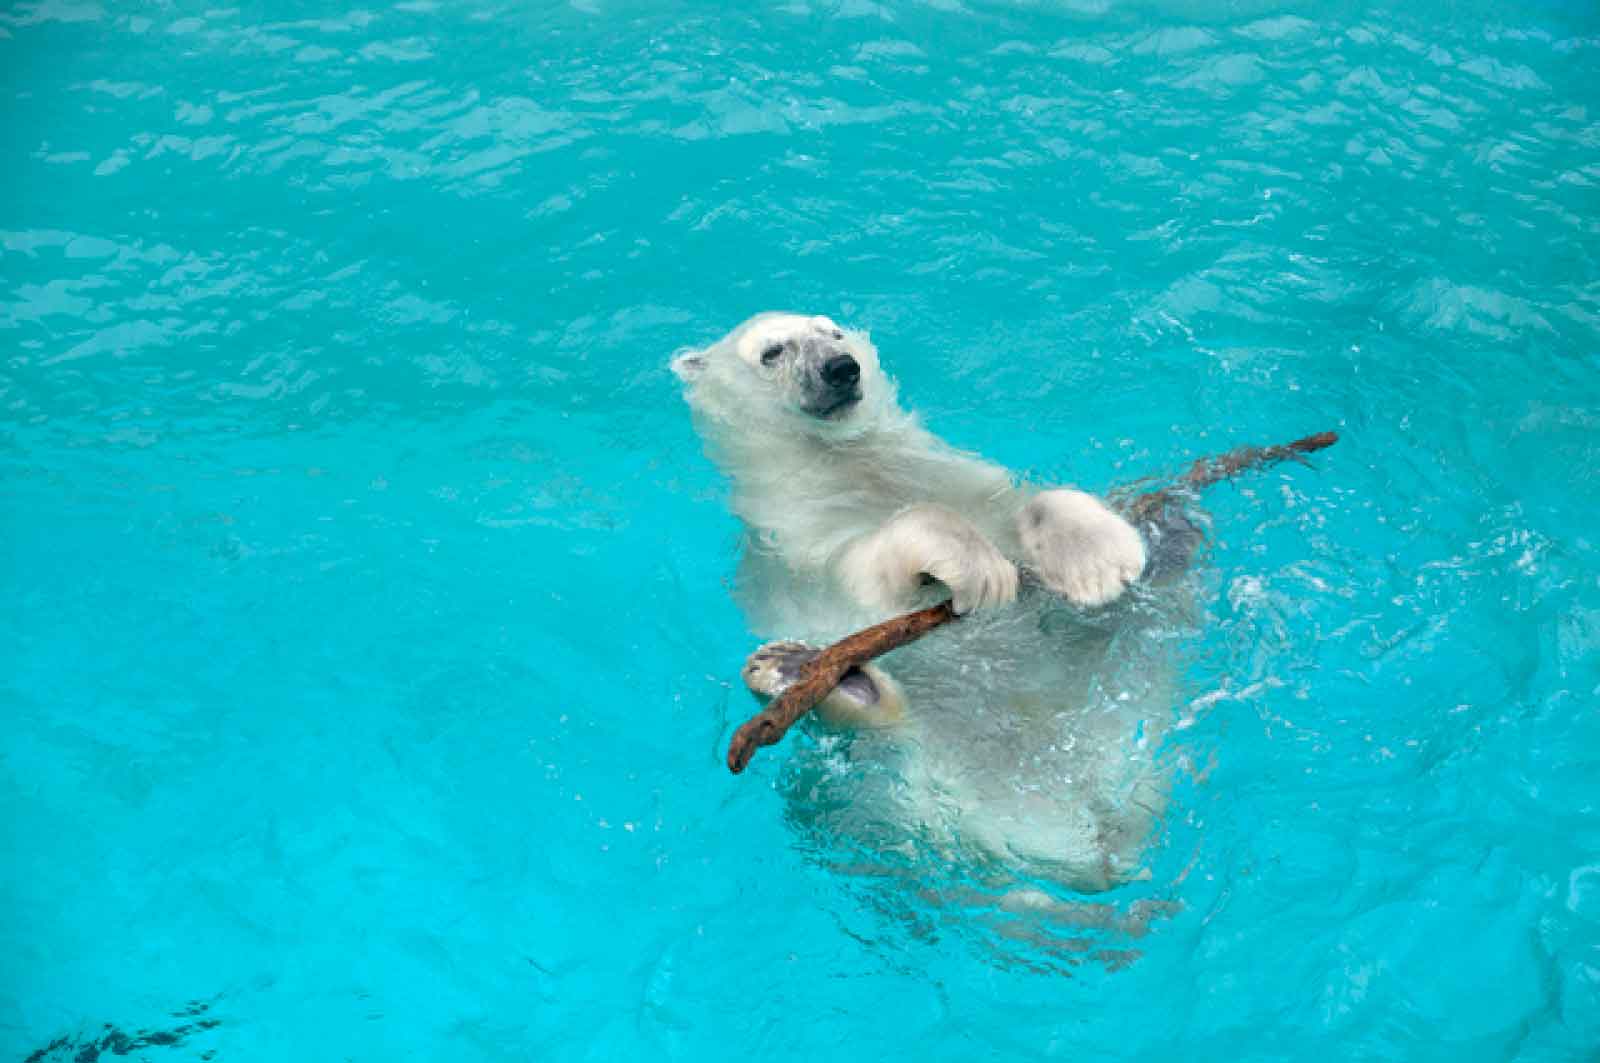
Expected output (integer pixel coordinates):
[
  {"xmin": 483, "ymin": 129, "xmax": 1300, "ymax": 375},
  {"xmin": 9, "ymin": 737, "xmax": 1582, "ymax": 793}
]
[{"xmin": 4, "ymin": 0, "xmax": 1599, "ymax": 1058}]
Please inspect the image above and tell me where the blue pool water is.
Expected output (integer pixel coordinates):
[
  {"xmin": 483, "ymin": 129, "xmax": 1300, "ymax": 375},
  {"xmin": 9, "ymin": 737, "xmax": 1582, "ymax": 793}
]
[{"xmin": 4, "ymin": 0, "xmax": 1599, "ymax": 1058}]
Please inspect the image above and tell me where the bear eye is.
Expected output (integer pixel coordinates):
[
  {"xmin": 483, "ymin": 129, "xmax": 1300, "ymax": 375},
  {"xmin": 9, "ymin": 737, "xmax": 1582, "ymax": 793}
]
[{"xmin": 760, "ymin": 344, "xmax": 784, "ymax": 366}]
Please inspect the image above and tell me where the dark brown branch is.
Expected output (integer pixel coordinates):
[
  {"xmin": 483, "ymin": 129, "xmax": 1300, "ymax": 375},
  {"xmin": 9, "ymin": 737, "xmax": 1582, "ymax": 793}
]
[
  {"xmin": 1122, "ymin": 429, "xmax": 1340, "ymax": 523},
  {"xmin": 725, "ymin": 601, "xmax": 955, "ymax": 774},
  {"xmin": 725, "ymin": 429, "xmax": 1340, "ymax": 774}
]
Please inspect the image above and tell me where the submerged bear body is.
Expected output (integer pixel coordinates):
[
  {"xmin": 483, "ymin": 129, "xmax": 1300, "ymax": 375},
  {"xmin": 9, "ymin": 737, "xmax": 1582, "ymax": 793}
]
[{"xmin": 674, "ymin": 312, "xmax": 1189, "ymax": 892}]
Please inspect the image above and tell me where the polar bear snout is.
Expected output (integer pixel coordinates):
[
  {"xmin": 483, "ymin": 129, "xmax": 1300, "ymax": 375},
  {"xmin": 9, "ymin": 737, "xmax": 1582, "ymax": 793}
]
[
  {"xmin": 822, "ymin": 353, "xmax": 860, "ymax": 388},
  {"xmin": 801, "ymin": 345, "xmax": 864, "ymax": 418}
]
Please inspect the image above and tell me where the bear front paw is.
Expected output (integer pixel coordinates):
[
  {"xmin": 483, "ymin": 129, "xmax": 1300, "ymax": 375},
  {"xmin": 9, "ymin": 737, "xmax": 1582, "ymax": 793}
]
[
  {"xmin": 1019, "ymin": 489, "xmax": 1146, "ymax": 608},
  {"xmin": 940, "ymin": 547, "xmax": 1020, "ymax": 615},
  {"xmin": 838, "ymin": 504, "xmax": 1018, "ymax": 616}
]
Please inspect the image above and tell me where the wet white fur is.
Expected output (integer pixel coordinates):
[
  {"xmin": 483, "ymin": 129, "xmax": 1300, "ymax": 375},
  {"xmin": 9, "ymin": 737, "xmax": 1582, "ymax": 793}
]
[
  {"xmin": 672, "ymin": 312, "xmax": 1146, "ymax": 630},
  {"xmin": 674, "ymin": 313, "xmax": 1174, "ymax": 893}
]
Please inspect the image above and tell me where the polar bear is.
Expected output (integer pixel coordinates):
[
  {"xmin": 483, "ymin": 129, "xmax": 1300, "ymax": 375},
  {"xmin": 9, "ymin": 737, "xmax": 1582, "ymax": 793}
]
[{"xmin": 673, "ymin": 312, "xmax": 1195, "ymax": 894}]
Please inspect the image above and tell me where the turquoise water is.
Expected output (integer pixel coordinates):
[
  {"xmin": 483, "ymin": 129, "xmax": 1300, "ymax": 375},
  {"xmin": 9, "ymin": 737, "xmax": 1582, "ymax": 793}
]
[{"xmin": 4, "ymin": 0, "xmax": 1599, "ymax": 1058}]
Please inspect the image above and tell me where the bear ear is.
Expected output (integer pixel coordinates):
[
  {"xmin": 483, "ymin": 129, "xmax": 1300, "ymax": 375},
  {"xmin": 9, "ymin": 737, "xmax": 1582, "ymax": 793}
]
[{"xmin": 670, "ymin": 349, "xmax": 707, "ymax": 381}]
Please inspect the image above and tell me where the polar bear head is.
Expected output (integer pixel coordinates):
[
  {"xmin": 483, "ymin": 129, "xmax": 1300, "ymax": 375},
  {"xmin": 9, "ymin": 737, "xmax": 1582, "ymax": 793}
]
[{"xmin": 671, "ymin": 313, "xmax": 895, "ymax": 437}]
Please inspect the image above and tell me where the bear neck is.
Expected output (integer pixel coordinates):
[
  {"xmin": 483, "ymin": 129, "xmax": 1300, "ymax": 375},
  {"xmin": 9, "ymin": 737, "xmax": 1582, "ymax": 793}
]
[{"xmin": 706, "ymin": 403, "xmax": 1023, "ymax": 571}]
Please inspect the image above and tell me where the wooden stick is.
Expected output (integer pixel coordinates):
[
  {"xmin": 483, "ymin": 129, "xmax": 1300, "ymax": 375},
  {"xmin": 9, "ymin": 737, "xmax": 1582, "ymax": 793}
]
[
  {"xmin": 1123, "ymin": 429, "xmax": 1340, "ymax": 523},
  {"xmin": 725, "ymin": 429, "xmax": 1339, "ymax": 774},
  {"xmin": 726, "ymin": 600, "xmax": 955, "ymax": 774}
]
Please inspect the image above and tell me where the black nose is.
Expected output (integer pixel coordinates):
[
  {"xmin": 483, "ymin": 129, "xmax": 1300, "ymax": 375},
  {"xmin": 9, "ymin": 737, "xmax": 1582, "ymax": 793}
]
[{"xmin": 823, "ymin": 353, "xmax": 860, "ymax": 388}]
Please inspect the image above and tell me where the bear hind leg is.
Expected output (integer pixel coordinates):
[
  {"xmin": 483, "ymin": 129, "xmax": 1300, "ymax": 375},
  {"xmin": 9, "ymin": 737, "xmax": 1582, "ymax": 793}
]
[{"xmin": 742, "ymin": 640, "xmax": 906, "ymax": 728}]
